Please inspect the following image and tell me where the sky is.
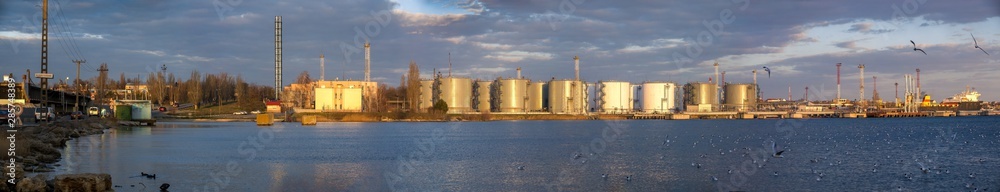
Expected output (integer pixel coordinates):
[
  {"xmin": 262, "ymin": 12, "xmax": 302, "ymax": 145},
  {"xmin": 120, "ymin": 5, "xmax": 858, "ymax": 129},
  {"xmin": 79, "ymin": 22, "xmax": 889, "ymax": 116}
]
[{"xmin": 1, "ymin": 0, "xmax": 999, "ymax": 101}]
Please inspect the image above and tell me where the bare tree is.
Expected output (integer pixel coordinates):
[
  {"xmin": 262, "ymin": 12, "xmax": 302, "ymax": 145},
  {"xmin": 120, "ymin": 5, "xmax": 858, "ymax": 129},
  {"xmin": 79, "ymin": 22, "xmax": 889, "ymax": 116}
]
[
  {"xmin": 188, "ymin": 70, "xmax": 202, "ymax": 110},
  {"xmin": 406, "ymin": 61, "xmax": 420, "ymax": 112}
]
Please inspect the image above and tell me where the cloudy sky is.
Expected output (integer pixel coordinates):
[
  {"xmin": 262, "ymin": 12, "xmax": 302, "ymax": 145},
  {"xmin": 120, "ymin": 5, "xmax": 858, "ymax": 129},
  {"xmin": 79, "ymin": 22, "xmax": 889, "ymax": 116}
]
[{"xmin": 2, "ymin": 0, "xmax": 999, "ymax": 101}]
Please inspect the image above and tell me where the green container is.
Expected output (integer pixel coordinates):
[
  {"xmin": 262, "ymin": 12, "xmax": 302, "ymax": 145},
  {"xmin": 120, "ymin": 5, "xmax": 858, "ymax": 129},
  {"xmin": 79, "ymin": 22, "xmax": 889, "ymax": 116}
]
[{"xmin": 115, "ymin": 105, "xmax": 132, "ymax": 121}]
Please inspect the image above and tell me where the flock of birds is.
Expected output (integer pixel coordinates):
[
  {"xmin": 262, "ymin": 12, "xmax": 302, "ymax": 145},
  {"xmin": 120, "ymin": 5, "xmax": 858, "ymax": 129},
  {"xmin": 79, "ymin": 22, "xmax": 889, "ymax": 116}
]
[
  {"xmin": 759, "ymin": 33, "xmax": 990, "ymax": 78},
  {"xmin": 513, "ymin": 122, "xmax": 999, "ymax": 191}
]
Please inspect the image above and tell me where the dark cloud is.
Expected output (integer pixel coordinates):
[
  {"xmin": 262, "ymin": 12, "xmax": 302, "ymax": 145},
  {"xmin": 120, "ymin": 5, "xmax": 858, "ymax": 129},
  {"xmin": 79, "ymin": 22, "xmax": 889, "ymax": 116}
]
[{"xmin": 2, "ymin": 0, "xmax": 998, "ymax": 100}]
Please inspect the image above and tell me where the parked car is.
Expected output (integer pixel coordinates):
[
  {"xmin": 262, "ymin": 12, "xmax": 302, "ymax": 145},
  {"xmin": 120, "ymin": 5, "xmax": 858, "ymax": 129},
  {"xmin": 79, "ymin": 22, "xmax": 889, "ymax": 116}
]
[
  {"xmin": 71, "ymin": 111, "xmax": 84, "ymax": 120},
  {"xmin": 233, "ymin": 111, "xmax": 248, "ymax": 115},
  {"xmin": 250, "ymin": 110, "xmax": 261, "ymax": 114},
  {"xmin": 87, "ymin": 107, "xmax": 100, "ymax": 116},
  {"xmin": 34, "ymin": 107, "xmax": 54, "ymax": 123}
]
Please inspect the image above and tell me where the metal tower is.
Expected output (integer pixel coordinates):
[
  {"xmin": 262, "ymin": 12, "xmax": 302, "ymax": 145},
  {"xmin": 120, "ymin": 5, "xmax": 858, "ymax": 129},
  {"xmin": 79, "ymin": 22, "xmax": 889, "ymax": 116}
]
[
  {"xmin": 39, "ymin": 0, "xmax": 51, "ymax": 107},
  {"xmin": 274, "ymin": 16, "xmax": 282, "ymax": 99},
  {"xmin": 858, "ymin": 64, "xmax": 865, "ymax": 105}
]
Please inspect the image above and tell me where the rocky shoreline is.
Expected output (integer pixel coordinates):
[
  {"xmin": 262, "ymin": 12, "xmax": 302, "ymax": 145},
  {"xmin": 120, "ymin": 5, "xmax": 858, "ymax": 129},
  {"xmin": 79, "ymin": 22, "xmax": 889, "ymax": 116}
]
[{"xmin": 2, "ymin": 118, "xmax": 118, "ymax": 191}]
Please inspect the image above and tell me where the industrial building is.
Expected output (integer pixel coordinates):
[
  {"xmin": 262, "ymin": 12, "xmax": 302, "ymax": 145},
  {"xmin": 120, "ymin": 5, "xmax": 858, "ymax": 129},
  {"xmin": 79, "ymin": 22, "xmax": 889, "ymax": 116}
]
[
  {"xmin": 597, "ymin": 81, "xmax": 632, "ymax": 114},
  {"xmin": 548, "ymin": 79, "xmax": 588, "ymax": 114},
  {"xmin": 639, "ymin": 82, "xmax": 677, "ymax": 114},
  {"xmin": 491, "ymin": 78, "xmax": 529, "ymax": 112},
  {"xmin": 313, "ymin": 80, "xmax": 376, "ymax": 112},
  {"xmin": 473, "ymin": 80, "xmax": 492, "ymax": 112}
]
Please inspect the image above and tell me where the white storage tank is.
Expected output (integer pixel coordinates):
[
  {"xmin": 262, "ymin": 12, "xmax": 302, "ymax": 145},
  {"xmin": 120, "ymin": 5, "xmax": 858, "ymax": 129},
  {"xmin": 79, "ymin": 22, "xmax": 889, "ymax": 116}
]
[
  {"xmin": 473, "ymin": 81, "xmax": 492, "ymax": 112},
  {"xmin": 492, "ymin": 78, "xmax": 529, "ymax": 112},
  {"xmin": 723, "ymin": 83, "xmax": 758, "ymax": 111},
  {"xmin": 526, "ymin": 82, "xmax": 547, "ymax": 112},
  {"xmin": 437, "ymin": 77, "xmax": 473, "ymax": 113},
  {"xmin": 548, "ymin": 79, "xmax": 588, "ymax": 114},
  {"xmin": 419, "ymin": 80, "xmax": 435, "ymax": 111},
  {"xmin": 640, "ymin": 82, "xmax": 676, "ymax": 114},
  {"xmin": 683, "ymin": 82, "xmax": 718, "ymax": 112},
  {"xmin": 597, "ymin": 81, "xmax": 632, "ymax": 114}
]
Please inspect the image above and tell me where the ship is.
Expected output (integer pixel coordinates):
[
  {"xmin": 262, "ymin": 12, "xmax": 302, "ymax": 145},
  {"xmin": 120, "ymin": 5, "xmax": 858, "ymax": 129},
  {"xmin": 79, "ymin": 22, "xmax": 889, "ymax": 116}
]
[{"xmin": 941, "ymin": 86, "xmax": 982, "ymax": 111}]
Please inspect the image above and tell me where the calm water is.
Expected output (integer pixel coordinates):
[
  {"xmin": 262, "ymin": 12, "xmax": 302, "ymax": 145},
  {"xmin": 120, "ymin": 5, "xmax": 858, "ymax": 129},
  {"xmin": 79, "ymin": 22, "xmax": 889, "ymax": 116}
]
[{"xmin": 50, "ymin": 117, "xmax": 1000, "ymax": 191}]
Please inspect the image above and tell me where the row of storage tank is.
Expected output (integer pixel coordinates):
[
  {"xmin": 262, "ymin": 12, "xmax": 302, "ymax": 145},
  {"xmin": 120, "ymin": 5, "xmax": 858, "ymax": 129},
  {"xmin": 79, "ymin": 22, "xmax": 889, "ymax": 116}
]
[{"xmin": 419, "ymin": 77, "xmax": 758, "ymax": 114}]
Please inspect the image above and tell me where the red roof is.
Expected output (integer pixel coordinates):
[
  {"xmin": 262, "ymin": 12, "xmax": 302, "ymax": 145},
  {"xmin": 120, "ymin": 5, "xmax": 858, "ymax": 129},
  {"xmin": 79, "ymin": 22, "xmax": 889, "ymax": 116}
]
[{"xmin": 266, "ymin": 101, "xmax": 281, "ymax": 105}]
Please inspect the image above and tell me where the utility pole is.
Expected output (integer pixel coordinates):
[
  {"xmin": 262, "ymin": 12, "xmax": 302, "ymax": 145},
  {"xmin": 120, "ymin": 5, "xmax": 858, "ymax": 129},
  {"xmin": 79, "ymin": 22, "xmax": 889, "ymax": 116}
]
[
  {"xmin": 98, "ymin": 63, "xmax": 108, "ymax": 107},
  {"xmin": 161, "ymin": 64, "xmax": 167, "ymax": 106},
  {"xmin": 73, "ymin": 59, "xmax": 85, "ymax": 111}
]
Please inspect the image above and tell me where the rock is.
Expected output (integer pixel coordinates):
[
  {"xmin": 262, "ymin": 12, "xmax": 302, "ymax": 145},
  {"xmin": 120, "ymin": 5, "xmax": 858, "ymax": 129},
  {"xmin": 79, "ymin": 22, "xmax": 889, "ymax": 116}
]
[
  {"xmin": 16, "ymin": 174, "xmax": 49, "ymax": 192},
  {"xmin": 53, "ymin": 173, "xmax": 112, "ymax": 192}
]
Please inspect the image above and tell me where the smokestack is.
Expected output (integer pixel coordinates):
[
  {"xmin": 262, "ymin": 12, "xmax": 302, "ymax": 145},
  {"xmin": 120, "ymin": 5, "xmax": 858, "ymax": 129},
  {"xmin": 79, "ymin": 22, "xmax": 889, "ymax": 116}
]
[
  {"xmin": 517, "ymin": 67, "xmax": 521, "ymax": 79},
  {"xmin": 753, "ymin": 70, "xmax": 757, "ymax": 85},
  {"xmin": 788, "ymin": 86, "xmax": 791, "ymax": 101},
  {"xmin": 574, "ymin": 56, "xmax": 580, "ymax": 81},
  {"xmin": 805, "ymin": 87, "xmax": 809, "ymax": 101},
  {"xmin": 836, "ymin": 63, "xmax": 841, "ymax": 100},
  {"xmin": 448, "ymin": 52, "xmax": 452, "ymax": 78},
  {"xmin": 365, "ymin": 42, "xmax": 371, "ymax": 82},
  {"xmin": 320, "ymin": 54, "xmax": 325, "ymax": 81}
]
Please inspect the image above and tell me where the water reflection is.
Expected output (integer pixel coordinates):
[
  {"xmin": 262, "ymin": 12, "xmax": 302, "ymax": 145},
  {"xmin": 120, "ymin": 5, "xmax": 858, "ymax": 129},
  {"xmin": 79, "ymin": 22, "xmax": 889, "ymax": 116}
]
[{"xmin": 48, "ymin": 118, "xmax": 1000, "ymax": 191}]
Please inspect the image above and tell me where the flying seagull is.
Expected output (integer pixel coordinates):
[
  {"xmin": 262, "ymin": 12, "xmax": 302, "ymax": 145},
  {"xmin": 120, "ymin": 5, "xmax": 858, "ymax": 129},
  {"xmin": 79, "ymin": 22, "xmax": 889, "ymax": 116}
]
[
  {"xmin": 911, "ymin": 40, "xmax": 927, "ymax": 55},
  {"xmin": 971, "ymin": 33, "xmax": 990, "ymax": 55},
  {"xmin": 762, "ymin": 66, "xmax": 771, "ymax": 78},
  {"xmin": 770, "ymin": 141, "xmax": 785, "ymax": 158}
]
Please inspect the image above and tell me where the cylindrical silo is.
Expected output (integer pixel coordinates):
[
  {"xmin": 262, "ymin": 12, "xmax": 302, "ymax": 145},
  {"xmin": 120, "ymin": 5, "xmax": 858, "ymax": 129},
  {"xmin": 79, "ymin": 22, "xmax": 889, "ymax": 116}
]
[
  {"xmin": 641, "ymin": 82, "xmax": 676, "ymax": 114},
  {"xmin": 437, "ymin": 77, "xmax": 473, "ymax": 113},
  {"xmin": 419, "ymin": 80, "xmax": 434, "ymax": 111},
  {"xmin": 598, "ymin": 81, "xmax": 632, "ymax": 114},
  {"xmin": 684, "ymin": 82, "xmax": 718, "ymax": 105},
  {"xmin": 527, "ymin": 82, "xmax": 547, "ymax": 112},
  {"xmin": 548, "ymin": 79, "xmax": 587, "ymax": 114},
  {"xmin": 492, "ymin": 78, "xmax": 528, "ymax": 112},
  {"xmin": 724, "ymin": 83, "xmax": 758, "ymax": 111},
  {"xmin": 473, "ymin": 81, "xmax": 492, "ymax": 112}
]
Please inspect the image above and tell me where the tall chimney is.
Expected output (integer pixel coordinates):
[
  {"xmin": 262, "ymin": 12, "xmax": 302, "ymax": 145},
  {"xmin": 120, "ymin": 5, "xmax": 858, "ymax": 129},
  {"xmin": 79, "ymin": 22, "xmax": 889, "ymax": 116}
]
[
  {"xmin": 753, "ymin": 70, "xmax": 757, "ymax": 85},
  {"xmin": 836, "ymin": 63, "xmax": 841, "ymax": 100},
  {"xmin": 320, "ymin": 54, "xmax": 325, "ymax": 81},
  {"xmin": 574, "ymin": 56, "xmax": 580, "ymax": 81},
  {"xmin": 365, "ymin": 42, "xmax": 371, "ymax": 82},
  {"xmin": 517, "ymin": 67, "xmax": 521, "ymax": 79}
]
